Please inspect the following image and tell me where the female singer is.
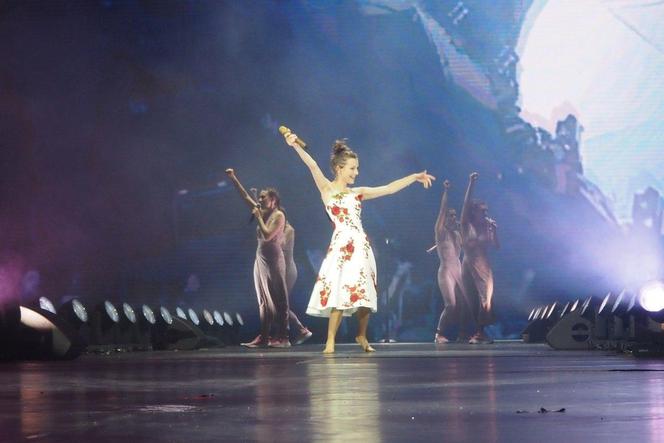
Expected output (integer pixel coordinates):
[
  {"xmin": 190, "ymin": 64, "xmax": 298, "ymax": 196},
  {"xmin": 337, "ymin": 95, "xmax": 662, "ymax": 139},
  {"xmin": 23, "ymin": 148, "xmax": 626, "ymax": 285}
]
[
  {"xmin": 283, "ymin": 132, "xmax": 434, "ymax": 353},
  {"xmin": 460, "ymin": 172, "xmax": 499, "ymax": 343},
  {"xmin": 225, "ymin": 168, "xmax": 290, "ymax": 348}
]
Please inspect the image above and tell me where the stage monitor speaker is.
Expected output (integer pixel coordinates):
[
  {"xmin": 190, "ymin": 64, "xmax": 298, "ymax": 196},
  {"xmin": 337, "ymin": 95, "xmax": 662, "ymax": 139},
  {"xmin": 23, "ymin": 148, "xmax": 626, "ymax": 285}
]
[{"xmin": 546, "ymin": 311, "xmax": 593, "ymax": 350}]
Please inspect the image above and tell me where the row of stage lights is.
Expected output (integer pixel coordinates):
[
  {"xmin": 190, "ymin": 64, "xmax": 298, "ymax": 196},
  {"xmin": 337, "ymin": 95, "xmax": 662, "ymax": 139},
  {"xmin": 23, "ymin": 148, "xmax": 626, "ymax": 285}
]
[
  {"xmin": 523, "ymin": 281, "xmax": 664, "ymax": 354},
  {"xmin": 1, "ymin": 297, "xmax": 245, "ymax": 360}
]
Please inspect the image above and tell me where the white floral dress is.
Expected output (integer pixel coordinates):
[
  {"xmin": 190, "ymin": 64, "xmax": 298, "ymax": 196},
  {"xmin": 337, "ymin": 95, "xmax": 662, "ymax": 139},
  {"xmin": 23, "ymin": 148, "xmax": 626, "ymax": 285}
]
[{"xmin": 306, "ymin": 190, "xmax": 378, "ymax": 317}]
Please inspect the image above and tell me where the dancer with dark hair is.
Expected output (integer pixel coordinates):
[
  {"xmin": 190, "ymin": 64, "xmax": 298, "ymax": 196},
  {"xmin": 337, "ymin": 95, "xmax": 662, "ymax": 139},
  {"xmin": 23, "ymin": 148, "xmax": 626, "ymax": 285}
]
[
  {"xmin": 432, "ymin": 179, "xmax": 467, "ymax": 343},
  {"xmin": 282, "ymin": 132, "xmax": 435, "ymax": 353},
  {"xmin": 225, "ymin": 168, "xmax": 290, "ymax": 348},
  {"xmin": 282, "ymin": 221, "xmax": 313, "ymax": 344},
  {"xmin": 460, "ymin": 172, "xmax": 499, "ymax": 344}
]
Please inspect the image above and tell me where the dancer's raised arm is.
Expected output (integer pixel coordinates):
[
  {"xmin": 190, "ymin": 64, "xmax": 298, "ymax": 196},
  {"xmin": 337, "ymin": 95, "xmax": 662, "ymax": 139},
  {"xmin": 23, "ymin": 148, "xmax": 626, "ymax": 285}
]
[
  {"xmin": 354, "ymin": 171, "xmax": 435, "ymax": 201},
  {"xmin": 461, "ymin": 172, "xmax": 478, "ymax": 228},
  {"xmin": 283, "ymin": 133, "xmax": 332, "ymax": 198},
  {"xmin": 435, "ymin": 180, "xmax": 450, "ymax": 243},
  {"xmin": 225, "ymin": 168, "xmax": 257, "ymax": 209}
]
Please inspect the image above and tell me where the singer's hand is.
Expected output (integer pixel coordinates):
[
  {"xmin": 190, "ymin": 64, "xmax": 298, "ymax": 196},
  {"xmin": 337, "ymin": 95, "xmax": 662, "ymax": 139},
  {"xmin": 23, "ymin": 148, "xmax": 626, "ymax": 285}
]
[
  {"xmin": 415, "ymin": 171, "xmax": 436, "ymax": 189},
  {"xmin": 470, "ymin": 172, "xmax": 479, "ymax": 181},
  {"xmin": 285, "ymin": 133, "xmax": 299, "ymax": 148},
  {"xmin": 225, "ymin": 168, "xmax": 235, "ymax": 177},
  {"xmin": 252, "ymin": 207, "xmax": 262, "ymax": 219},
  {"xmin": 443, "ymin": 179, "xmax": 450, "ymax": 189}
]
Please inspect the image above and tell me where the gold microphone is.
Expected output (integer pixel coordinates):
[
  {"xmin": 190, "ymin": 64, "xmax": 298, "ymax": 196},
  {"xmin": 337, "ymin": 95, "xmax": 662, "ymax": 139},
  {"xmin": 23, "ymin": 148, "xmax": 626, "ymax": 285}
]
[{"xmin": 279, "ymin": 126, "xmax": 307, "ymax": 149}]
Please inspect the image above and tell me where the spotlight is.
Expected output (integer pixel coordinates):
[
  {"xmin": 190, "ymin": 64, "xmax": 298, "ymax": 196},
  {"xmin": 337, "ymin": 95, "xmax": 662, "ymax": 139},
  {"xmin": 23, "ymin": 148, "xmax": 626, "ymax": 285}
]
[
  {"xmin": 175, "ymin": 307, "xmax": 188, "ymax": 321},
  {"xmin": 187, "ymin": 308, "xmax": 200, "ymax": 326},
  {"xmin": 89, "ymin": 301, "xmax": 121, "ymax": 350},
  {"xmin": 60, "ymin": 299, "xmax": 89, "ymax": 328},
  {"xmin": 117, "ymin": 302, "xmax": 140, "ymax": 350},
  {"xmin": 594, "ymin": 292, "xmax": 618, "ymax": 343},
  {"xmin": 58, "ymin": 298, "xmax": 91, "ymax": 345},
  {"xmin": 14, "ymin": 306, "xmax": 85, "ymax": 360},
  {"xmin": 37, "ymin": 297, "xmax": 57, "ymax": 315},
  {"xmin": 522, "ymin": 305, "xmax": 552, "ymax": 343},
  {"xmin": 221, "ymin": 311, "xmax": 235, "ymax": 345},
  {"xmin": 638, "ymin": 281, "xmax": 664, "ymax": 316},
  {"xmin": 151, "ymin": 305, "xmax": 207, "ymax": 351}
]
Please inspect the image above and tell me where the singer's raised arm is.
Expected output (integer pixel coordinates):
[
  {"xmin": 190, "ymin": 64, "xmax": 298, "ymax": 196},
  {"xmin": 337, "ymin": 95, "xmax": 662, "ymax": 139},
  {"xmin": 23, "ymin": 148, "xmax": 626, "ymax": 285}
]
[
  {"xmin": 284, "ymin": 133, "xmax": 332, "ymax": 198},
  {"xmin": 461, "ymin": 172, "xmax": 478, "ymax": 230},
  {"xmin": 435, "ymin": 180, "xmax": 450, "ymax": 243},
  {"xmin": 353, "ymin": 171, "xmax": 435, "ymax": 201},
  {"xmin": 225, "ymin": 168, "xmax": 257, "ymax": 209}
]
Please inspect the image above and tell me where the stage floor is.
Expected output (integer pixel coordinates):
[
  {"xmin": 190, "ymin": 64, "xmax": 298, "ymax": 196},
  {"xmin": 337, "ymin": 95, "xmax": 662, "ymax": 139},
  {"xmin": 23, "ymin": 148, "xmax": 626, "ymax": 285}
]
[{"xmin": 2, "ymin": 341, "xmax": 664, "ymax": 442}]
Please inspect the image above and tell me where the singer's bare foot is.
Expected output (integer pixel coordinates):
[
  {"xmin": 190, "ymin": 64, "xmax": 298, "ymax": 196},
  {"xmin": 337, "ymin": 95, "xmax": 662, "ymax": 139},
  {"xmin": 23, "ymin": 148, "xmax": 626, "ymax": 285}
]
[
  {"xmin": 323, "ymin": 343, "xmax": 335, "ymax": 354},
  {"xmin": 355, "ymin": 336, "xmax": 375, "ymax": 353}
]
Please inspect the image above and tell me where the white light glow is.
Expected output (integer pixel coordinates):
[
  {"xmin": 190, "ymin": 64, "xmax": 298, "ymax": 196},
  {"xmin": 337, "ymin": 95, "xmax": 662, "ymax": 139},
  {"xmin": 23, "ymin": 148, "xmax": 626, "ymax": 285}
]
[
  {"xmin": 517, "ymin": 0, "xmax": 664, "ymax": 222},
  {"xmin": 639, "ymin": 281, "xmax": 664, "ymax": 313}
]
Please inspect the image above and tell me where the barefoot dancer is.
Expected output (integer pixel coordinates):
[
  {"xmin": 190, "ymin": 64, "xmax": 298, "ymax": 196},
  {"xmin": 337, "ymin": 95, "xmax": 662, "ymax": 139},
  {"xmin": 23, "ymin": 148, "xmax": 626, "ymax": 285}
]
[
  {"xmin": 433, "ymin": 180, "xmax": 467, "ymax": 343},
  {"xmin": 282, "ymin": 221, "xmax": 313, "ymax": 344},
  {"xmin": 225, "ymin": 169, "xmax": 290, "ymax": 348},
  {"xmin": 282, "ymin": 132, "xmax": 435, "ymax": 353},
  {"xmin": 460, "ymin": 172, "xmax": 499, "ymax": 344}
]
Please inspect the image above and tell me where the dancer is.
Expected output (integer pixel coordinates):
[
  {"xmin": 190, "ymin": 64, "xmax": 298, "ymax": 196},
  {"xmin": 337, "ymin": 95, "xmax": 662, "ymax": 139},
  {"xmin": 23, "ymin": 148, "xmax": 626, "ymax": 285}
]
[
  {"xmin": 282, "ymin": 221, "xmax": 313, "ymax": 344},
  {"xmin": 283, "ymin": 132, "xmax": 435, "ymax": 353},
  {"xmin": 460, "ymin": 172, "xmax": 499, "ymax": 343},
  {"xmin": 225, "ymin": 168, "xmax": 290, "ymax": 348},
  {"xmin": 432, "ymin": 179, "xmax": 467, "ymax": 343}
]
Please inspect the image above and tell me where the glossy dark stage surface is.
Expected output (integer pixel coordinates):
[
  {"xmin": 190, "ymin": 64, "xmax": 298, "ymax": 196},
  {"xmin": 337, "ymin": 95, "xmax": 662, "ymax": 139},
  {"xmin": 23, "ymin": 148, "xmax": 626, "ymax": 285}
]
[{"xmin": 3, "ymin": 342, "xmax": 664, "ymax": 442}]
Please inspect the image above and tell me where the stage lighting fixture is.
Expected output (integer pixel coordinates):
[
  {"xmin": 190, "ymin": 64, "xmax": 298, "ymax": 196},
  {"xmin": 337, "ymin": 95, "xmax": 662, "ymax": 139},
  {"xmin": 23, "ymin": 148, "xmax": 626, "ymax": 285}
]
[
  {"xmin": 606, "ymin": 290, "xmax": 635, "ymax": 344},
  {"xmin": 638, "ymin": 281, "xmax": 664, "ymax": 315},
  {"xmin": 559, "ymin": 302, "xmax": 571, "ymax": 318},
  {"xmin": 594, "ymin": 292, "xmax": 618, "ymax": 342},
  {"xmin": 202, "ymin": 309, "xmax": 214, "ymax": 327},
  {"xmin": 117, "ymin": 302, "xmax": 141, "ymax": 350},
  {"xmin": 129, "ymin": 304, "xmax": 156, "ymax": 350},
  {"xmin": 151, "ymin": 305, "xmax": 207, "ymax": 351},
  {"xmin": 570, "ymin": 299, "xmax": 580, "ymax": 312},
  {"xmin": 59, "ymin": 298, "xmax": 90, "ymax": 345},
  {"xmin": 60, "ymin": 299, "xmax": 89, "ymax": 327},
  {"xmin": 176, "ymin": 307, "xmax": 187, "ymax": 320},
  {"xmin": 522, "ymin": 305, "xmax": 551, "ymax": 343},
  {"xmin": 213, "ymin": 310, "xmax": 224, "ymax": 326},
  {"xmin": 89, "ymin": 300, "xmax": 121, "ymax": 349},
  {"xmin": 14, "ymin": 306, "xmax": 85, "ymax": 360},
  {"xmin": 142, "ymin": 304, "xmax": 156, "ymax": 325},
  {"xmin": 187, "ymin": 308, "xmax": 200, "ymax": 326},
  {"xmin": 527, "ymin": 308, "xmax": 536, "ymax": 321},
  {"xmin": 160, "ymin": 306, "xmax": 173, "ymax": 324},
  {"xmin": 546, "ymin": 302, "xmax": 593, "ymax": 351},
  {"xmin": 219, "ymin": 311, "xmax": 236, "ymax": 345},
  {"xmin": 38, "ymin": 297, "xmax": 57, "ymax": 315}
]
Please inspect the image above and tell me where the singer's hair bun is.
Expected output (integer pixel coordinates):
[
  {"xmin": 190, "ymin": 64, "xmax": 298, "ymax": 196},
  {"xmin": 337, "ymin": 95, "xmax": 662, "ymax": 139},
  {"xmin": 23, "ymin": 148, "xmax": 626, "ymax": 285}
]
[
  {"xmin": 332, "ymin": 139, "xmax": 350, "ymax": 155},
  {"xmin": 330, "ymin": 138, "xmax": 358, "ymax": 174}
]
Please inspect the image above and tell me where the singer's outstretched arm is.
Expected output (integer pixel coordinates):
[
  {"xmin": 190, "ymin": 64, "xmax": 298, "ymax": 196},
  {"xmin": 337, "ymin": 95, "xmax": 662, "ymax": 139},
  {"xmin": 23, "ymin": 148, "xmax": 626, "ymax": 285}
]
[
  {"xmin": 284, "ymin": 135, "xmax": 332, "ymax": 198},
  {"xmin": 435, "ymin": 180, "xmax": 450, "ymax": 244},
  {"xmin": 461, "ymin": 172, "xmax": 478, "ymax": 229},
  {"xmin": 225, "ymin": 168, "xmax": 257, "ymax": 209},
  {"xmin": 353, "ymin": 171, "xmax": 435, "ymax": 201}
]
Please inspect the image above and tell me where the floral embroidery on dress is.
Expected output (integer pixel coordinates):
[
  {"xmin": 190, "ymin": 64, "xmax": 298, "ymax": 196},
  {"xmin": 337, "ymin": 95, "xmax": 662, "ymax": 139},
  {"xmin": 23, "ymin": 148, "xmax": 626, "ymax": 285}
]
[
  {"xmin": 307, "ymin": 190, "xmax": 377, "ymax": 317},
  {"xmin": 337, "ymin": 239, "xmax": 355, "ymax": 268},
  {"xmin": 316, "ymin": 276, "xmax": 331, "ymax": 307}
]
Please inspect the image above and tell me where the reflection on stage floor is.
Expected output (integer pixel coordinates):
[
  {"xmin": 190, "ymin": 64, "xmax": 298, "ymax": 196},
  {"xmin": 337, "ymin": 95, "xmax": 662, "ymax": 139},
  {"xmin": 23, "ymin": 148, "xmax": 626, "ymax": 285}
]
[{"xmin": 2, "ymin": 342, "xmax": 664, "ymax": 442}]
